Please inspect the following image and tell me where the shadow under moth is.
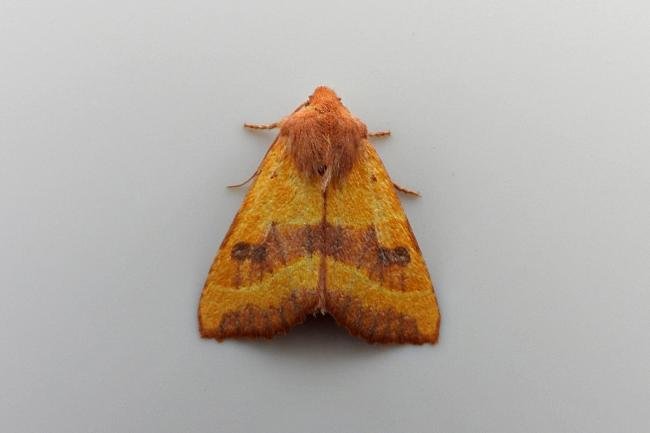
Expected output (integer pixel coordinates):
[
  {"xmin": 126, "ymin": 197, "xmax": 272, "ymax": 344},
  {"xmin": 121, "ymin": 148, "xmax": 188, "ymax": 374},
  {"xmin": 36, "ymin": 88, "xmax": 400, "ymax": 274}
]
[{"xmin": 198, "ymin": 86, "xmax": 440, "ymax": 344}]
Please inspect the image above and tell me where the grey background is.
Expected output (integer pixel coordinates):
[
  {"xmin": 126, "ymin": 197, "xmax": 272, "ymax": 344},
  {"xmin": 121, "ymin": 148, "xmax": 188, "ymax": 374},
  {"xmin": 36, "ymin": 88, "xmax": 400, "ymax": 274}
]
[{"xmin": 1, "ymin": 1, "xmax": 649, "ymax": 432}]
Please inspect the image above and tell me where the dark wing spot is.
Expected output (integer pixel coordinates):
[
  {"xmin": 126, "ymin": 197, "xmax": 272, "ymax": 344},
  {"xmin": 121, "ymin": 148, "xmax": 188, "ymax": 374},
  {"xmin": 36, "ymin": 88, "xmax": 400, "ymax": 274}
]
[
  {"xmin": 377, "ymin": 247, "xmax": 392, "ymax": 265},
  {"xmin": 231, "ymin": 242, "xmax": 251, "ymax": 260},
  {"xmin": 250, "ymin": 245, "xmax": 267, "ymax": 263},
  {"xmin": 371, "ymin": 174, "xmax": 377, "ymax": 182},
  {"xmin": 392, "ymin": 247, "xmax": 411, "ymax": 265},
  {"xmin": 377, "ymin": 246, "xmax": 411, "ymax": 266}
]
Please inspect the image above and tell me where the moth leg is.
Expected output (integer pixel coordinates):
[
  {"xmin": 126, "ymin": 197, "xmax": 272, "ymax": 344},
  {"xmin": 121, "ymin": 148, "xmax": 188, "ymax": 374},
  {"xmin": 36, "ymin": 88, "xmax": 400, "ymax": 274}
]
[
  {"xmin": 232, "ymin": 121, "xmax": 281, "ymax": 187},
  {"xmin": 227, "ymin": 169, "xmax": 260, "ymax": 188},
  {"xmin": 244, "ymin": 121, "xmax": 281, "ymax": 130},
  {"xmin": 393, "ymin": 182, "xmax": 420, "ymax": 197},
  {"xmin": 368, "ymin": 130, "xmax": 391, "ymax": 138}
]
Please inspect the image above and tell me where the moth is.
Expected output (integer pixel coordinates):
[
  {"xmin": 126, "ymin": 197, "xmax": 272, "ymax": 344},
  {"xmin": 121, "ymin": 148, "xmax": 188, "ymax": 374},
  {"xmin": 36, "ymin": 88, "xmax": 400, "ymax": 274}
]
[{"xmin": 198, "ymin": 86, "xmax": 440, "ymax": 344}]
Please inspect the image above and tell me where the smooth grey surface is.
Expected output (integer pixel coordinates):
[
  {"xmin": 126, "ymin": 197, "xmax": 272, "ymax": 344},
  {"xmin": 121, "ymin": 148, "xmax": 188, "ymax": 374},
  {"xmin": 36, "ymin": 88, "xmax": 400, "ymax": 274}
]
[{"xmin": 1, "ymin": 1, "xmax": 649, "ymax": 432}]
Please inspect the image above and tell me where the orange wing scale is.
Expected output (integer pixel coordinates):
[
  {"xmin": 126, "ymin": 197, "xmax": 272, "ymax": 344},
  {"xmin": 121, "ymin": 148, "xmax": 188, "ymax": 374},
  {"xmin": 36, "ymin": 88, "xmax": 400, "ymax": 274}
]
[
  {"xmin": 199, "ymin": 137, "xmax": 323, "ymax": 339},
  {"xmin": 324, "ymin": 140, "xmax": 440, "ymax": 343}
]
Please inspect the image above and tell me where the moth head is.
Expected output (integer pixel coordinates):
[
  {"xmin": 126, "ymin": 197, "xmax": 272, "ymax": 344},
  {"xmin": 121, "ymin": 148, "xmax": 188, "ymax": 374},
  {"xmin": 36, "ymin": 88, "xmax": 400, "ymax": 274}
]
[
  {"xmin": 307, "ymin": 86, "xmax": 344, "ymax": 112},
  {"xmin": 282, "ymin": 86, "xmax": 367, "ymax": 189}
]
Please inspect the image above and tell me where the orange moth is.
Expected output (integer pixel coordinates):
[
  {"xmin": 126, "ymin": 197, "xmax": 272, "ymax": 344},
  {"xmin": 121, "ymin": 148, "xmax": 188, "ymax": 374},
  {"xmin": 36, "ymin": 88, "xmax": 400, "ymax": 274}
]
[{"xmin": 198, "ymin": 86, "xmax": 440, "ymax": 344}]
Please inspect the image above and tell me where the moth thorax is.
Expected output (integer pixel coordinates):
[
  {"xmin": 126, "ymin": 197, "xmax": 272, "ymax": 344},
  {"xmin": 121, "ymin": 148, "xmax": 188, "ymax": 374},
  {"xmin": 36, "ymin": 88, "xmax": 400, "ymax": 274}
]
[
  {"xmin": 285, "ymin": 121, "xmax": 366, "ymax": 185},
  {"xmin": 287, "ymin": 132, "xmax": 361, "ymax": 184}
]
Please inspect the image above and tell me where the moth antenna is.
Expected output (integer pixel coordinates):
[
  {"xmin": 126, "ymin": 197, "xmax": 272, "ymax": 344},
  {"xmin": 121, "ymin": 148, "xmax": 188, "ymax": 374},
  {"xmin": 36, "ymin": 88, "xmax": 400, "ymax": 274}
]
[
  {"xmin": 393, "ymin": 182, "xmax": 421, "ymax": 197},
  {"xmin": 291, "ymin": 101, "xmax": 309, "ymax": 113},
  {"xmin": 244, "ymin": 121, "xmax": 281, "ymax": 130},
  {"xmin": 368, "ymin": 130, "xmax": 391, "ymax": 138},
  {"xmin": 227, "ymin": 170, "xmax": 260, "ymax": 188}
]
